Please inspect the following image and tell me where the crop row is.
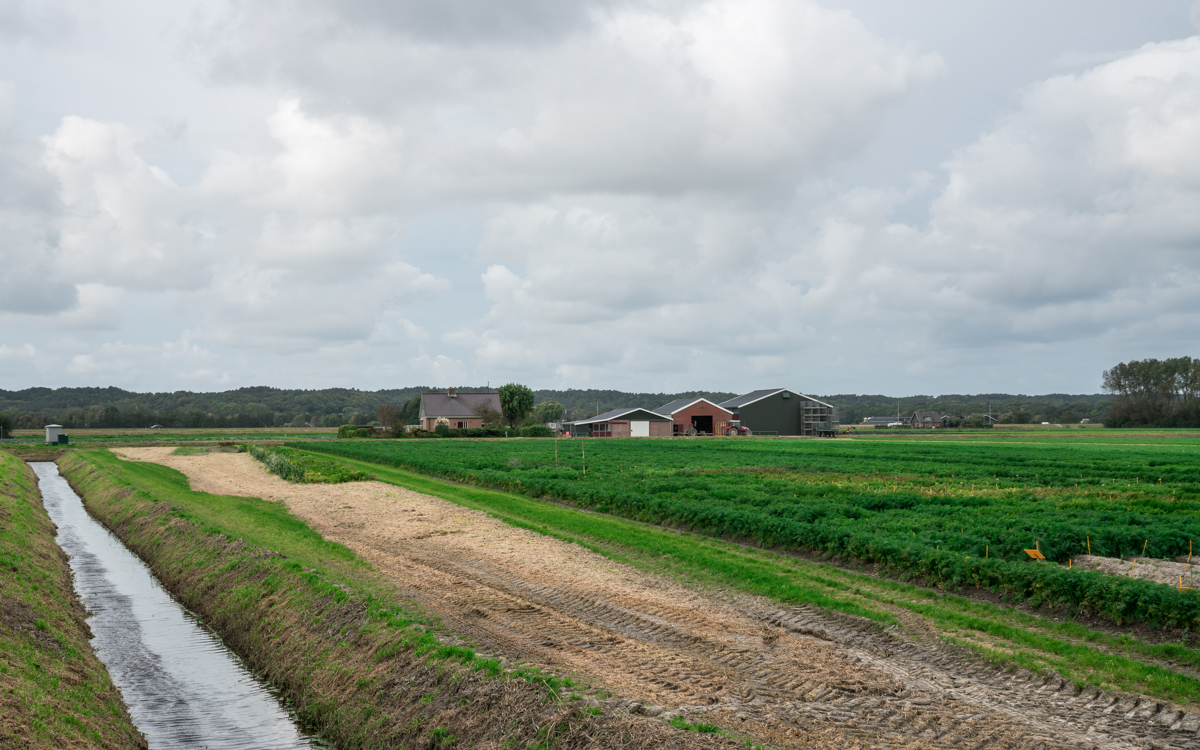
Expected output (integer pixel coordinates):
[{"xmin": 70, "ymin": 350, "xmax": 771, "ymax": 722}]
[
  {"xmin": 243, "ymin": 444, "xmax": 372, "ymax": 483},
  {"xmin": 299, "ymin": 437, "xmax": 1200, "ymax": 628}
]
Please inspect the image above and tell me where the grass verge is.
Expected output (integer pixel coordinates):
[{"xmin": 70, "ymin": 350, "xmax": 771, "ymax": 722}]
[
  {"xmin": 0, "ymin": 452, "xmax": 146, "ymax": 749},
  {"xmin": 296, "ymin": 448, "xmax": 1200, "ymax": 710},
  {"xmin": 58, "ymin": 449, "xmax": 745, "ymax": 749}
]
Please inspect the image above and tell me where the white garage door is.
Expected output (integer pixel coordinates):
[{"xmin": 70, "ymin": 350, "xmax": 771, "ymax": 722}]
[{"xmin": 630, "ymin": 420, "xmax": 650, "ymax": 437}]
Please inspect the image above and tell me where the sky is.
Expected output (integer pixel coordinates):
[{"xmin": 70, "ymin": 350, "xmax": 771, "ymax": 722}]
[{"xmin": 2, "ymin": 0, "xmax": 1199, "ymax": 396}]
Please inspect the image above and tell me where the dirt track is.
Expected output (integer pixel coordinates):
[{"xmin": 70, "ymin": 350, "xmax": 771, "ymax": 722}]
[{"xmin": 117, "ymin": 448, "xmax": 1200, "ymax": 749}]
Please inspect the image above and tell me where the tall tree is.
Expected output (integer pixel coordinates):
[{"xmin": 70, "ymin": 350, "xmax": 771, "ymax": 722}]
[
  {"xmin": 498, "ymin": 383, "xmax": 535, "ymax": 427},
  {"xmin": 532, "ymin": 400, "xmax": 564, "ymax": 423},
  {"xmin": 376, "ymin": 404, "xmax": 401, "ymax": 435}
]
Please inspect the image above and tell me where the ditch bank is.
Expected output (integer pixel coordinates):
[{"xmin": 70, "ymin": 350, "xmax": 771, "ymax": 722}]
[
  {"xmin": 0, "ymin": 452, "xmax": 145, "ymax": 750},
  {"xmin": 56, "ymin": 451, "xmax": 739, "ymax": 750}
]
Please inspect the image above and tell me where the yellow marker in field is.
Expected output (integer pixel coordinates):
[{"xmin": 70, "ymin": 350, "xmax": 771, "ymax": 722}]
[{"xmin": 1025, "ymin": 540, "xmax": 1046, "ymax": 560}]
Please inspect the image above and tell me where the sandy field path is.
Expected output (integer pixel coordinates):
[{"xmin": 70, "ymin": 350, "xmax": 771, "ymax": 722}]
[{"xmin": 113, "ymin": 447, "xmax": 1200, "ymax": 750}]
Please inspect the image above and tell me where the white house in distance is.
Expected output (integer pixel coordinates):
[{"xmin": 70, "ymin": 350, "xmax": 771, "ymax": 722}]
[
  {"xmin": 45, "ymin": 425, "xmax": 62, "ymax": 444},
  {"xmin": 418, "ymin": 388, "xmax": 503, "ymax": 430}
]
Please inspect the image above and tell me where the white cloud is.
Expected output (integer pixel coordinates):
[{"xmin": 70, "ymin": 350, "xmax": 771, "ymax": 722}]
[{"xmin": 6, "ymin": 0, "xmax": 1196, "ymax": 395}]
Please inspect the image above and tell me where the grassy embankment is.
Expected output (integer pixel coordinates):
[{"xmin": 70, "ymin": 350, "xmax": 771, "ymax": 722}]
[
  {"xmin": 286, "ymin": 443, "xmax": 1200, "ymax": 710},
  {"xmin": 0, "ymin": 452, "xmax": 145, "ymax": 749},
  {"xmin": 0, "ymin": 427, "xmax": 337, "ymax": 450},
  {"xmin": 58, "ymin": 450, "xmax": 744, "ymax": 750}
]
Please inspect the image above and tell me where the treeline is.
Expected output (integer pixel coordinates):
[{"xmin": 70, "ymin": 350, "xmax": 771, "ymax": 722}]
[
  {"xmin": 0, "ymin": 385, "xmax": 739, "ymax": 430},
  {"xmin": 1103, "ymin": 357, "xmax": 1200, "ymax": 427},
  {"xmin": 0, "ymin": 384, "xmax": 1117, "ymax": 431},
  {"xmin": 826, "ymin": 393, "xmax": 1111, "ymax": 426}
]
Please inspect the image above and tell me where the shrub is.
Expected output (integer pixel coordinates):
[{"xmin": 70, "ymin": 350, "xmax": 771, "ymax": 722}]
[
  {"xmin": 434, "ymin": 423, "xmax": 451, "ymax": 437},
  {"xmin": 519, "ymin": 425, "xmax": 555, "ymax": 438},
  {"xmin": 338, "ymin": 424, "xmax": 374, "ymax": 439}
]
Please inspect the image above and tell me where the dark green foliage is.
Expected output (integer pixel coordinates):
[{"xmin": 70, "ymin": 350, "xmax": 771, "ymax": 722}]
[
  {"xmin": 531, "ymin": 401, "xmax": 564, "ymax": 423},
  {"xmin": 297, "ymin": 437, "xmax": 1200, "ymax": 629},
  {"xmin": 434, "ymin": 423, "xmax": 451, "ymax": 437},
  {"xmin": 338, "ymin": 425, "xmax": 374, "ymax": 439},
  {"xmin": 519, "ymin": 425, "xmax": 556, "ymax": 438},
  {"xmin": 498, "ymin": 383, "xmax": 536, "ymax": 426},
  {"xmin": 1104, "ymin": 357, "xmax": 1200, "ymax": 427}
]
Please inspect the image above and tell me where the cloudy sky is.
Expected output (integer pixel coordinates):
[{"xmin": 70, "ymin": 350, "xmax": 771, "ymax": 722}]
[{"xmin": 2, "ymin": 0, "xmax": 1199, "ymax": 396}]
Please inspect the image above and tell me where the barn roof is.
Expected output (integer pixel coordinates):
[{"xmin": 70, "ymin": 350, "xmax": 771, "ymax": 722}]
[
  {"xmin": 420, "ymin": 391, "xmax": 501, "ymax": 418},
  {"xmin": 719, "ymin": 389, "xmax": 833, "ymax": 410},
  {"xmin": 567, "ymin": 407, "xmax": 670, "ymax": 425},
  {"xmin": 653, "ymin": 397, "xmax": 732, "ymax": 416}
]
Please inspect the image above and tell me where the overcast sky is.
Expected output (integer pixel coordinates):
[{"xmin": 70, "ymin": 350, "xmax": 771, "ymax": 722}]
[{"xmin": 2, "ymin": 0, "xmax": 1199, "ymax": 396}]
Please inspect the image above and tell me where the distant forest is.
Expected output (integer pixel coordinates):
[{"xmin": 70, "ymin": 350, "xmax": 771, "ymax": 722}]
[{"xmin": 0, "ymin": 385, "xmax": 1110, "ymax": 430}]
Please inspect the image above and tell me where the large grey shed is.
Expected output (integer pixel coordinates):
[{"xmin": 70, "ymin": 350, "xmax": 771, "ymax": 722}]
[{"xmin": 718, "ymin": 390, "xmax": 839, "ymax": 437}]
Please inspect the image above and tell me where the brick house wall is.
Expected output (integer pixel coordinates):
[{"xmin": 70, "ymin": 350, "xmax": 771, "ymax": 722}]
[{"xmin": 669, "ymin": 401, "xmax": 734, "ymax": 435}]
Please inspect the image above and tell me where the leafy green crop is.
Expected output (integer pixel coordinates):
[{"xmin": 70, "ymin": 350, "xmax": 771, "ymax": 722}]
[
  {"xmin": 244, "ymin": 444, "xmax": 372, "ymax": 483},
  {"xmin": 296, "ymin": 436, "xmax": 1200, "ymax": 629}
]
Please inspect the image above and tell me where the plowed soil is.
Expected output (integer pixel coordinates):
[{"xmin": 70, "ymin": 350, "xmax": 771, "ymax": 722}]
[{"xmin": 117, "ymin": 448, "xmax": 1200, "ymax": 750}]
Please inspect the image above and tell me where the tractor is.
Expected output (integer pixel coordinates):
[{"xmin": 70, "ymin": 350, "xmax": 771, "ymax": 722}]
[{"xmin": 725, "ymin": 420, "xmax": 752, "ymax": 436}]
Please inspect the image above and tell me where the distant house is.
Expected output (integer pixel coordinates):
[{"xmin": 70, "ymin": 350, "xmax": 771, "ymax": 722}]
[
  {"xmin": 418, "ymin": 388, "xmax": 502, "ymax": 430},
  {"xmin": 653, "ymin": 397, "xmax": 734, "ymax": 435},
  {"xmin": 910, "ymin": 411, "xmax": 948, "ymax": 428},
  {"xmin": 564, "ymin": 408, "xmax": 673, "ymax": 438}
]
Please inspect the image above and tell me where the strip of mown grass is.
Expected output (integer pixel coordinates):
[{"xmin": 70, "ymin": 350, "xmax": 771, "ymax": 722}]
[
  {"xmin": 0, "ymin": 452, "xmax": 146, "ymax": 750},
  {"xmin": 298, "ymin": 448, "xmax": 1200, "ymax": 709},
  {"xmin": 59, "ymin": 450, "xmax": 744, "ymax": 749}
]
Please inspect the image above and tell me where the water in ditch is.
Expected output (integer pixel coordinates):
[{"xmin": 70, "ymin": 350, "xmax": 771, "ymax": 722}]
[{"xmin": 31, "ymin": 462, "xmax": 326, "ymax": 750}]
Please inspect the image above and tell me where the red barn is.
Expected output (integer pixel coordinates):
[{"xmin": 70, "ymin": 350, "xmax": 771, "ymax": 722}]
[{"xmin": 653, "ymin": 397, "xmax": 735, "ymax": 436}]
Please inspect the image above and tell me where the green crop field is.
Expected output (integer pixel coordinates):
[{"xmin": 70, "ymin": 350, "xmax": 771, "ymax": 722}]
[{"xmin": 298, "ymin": 432, "xmax": 1200, "ymax": 630}]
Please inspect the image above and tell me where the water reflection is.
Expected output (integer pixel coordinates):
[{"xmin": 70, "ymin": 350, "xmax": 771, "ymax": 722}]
[{"xmin": 32, "ymin": 462, "xmax": 323, "ymax": 750}]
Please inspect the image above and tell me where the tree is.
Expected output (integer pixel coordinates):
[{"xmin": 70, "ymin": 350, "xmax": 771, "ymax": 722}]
[
  {"xmin": 1104, "ymin": 356, "xmax": 1200, "ymax": 426},
  {"xmin": 471, "ymin": 399, "xmax": 502, "ymax": 427},
  {"xmin": 532, "ymin": 401, "xmax": 564, "ymax": 424},
  {"xmin": 399, "ymin": 396, "xmax": 421, "ymax": 426},
  {"xmin": 376, "ymin": 404, "xmax": 401, "ymax": 435},
  {"xmin": 498, "ymin": 383, "xmax": 535, "ymax": 427}
]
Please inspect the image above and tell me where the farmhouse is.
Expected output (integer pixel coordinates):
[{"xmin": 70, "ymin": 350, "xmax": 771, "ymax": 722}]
[
  {"xmin": 719, "ymin": 389, "xmax": 839, "ymax": 436},
  {"xmin": 909, "ymin": 410, "xmax": 948, "ymax": 428},
  {"xmin": 418, "ymin": 388, "xmax": 502, "ymax": 430},
  {"xmin": 653, "ymin": 397, "xmax": 735, "ymax": 435},
  {"xmin": 565, "ymin": 408, "xmax": 672, "ymax": 438}
]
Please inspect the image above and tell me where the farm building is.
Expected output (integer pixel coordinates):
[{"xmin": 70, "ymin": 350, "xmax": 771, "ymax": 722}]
[
  {"xmin": 418, "ymin": 388, "xmax": 502, "ymax": 430},
  {"xmin": 653, "ymin": 397, "xmax": 735, "ymax": 435},
  {"xmin": 565, "ymin": 408, "xmax": 673, "ymax": 438},
  {"xmin": 909, "ymin": 411, "xmax": 949, "ymax": 428},
  {"xmin": 861, "ymin": 416, "xmax": 907, "ymax": 426},
  {"xmin": 718, "ymin": 389, "xmax": 839, "ymax": 437}
]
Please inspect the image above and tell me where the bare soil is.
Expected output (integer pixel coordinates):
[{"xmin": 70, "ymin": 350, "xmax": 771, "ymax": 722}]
[
  {"xmin": 118, "ymin": 447, "xmax": 1200, "ymax": 749},
  {"xmin": 1072, "ymin": 554, "xmax": 1200, "ymax": 589}
]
